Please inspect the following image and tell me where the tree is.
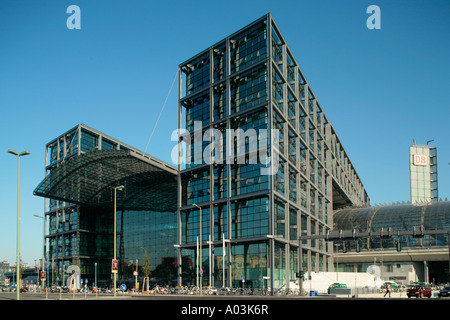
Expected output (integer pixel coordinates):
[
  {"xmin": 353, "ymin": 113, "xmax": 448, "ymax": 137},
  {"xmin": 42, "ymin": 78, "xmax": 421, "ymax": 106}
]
[
  {"xmin": 140, "ymin": 247, "xmax": 152, "ymax": 293},
  {"xmin": 141, "ymin": 248, "xmax": 152, "ymax": 278}
]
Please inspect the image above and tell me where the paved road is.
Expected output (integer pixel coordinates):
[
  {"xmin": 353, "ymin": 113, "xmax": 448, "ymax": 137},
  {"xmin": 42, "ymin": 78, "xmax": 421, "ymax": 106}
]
[
  {"xmin": 0, "ymin": 291, "xmax": 447, "ymax": 300},
  {"xmin": 3, "ymin": 291, "xmax": 447, "ymax": 320},
  {"xmin": 0, "ymin": 292, "xmax": 132, "ymax": 300}
]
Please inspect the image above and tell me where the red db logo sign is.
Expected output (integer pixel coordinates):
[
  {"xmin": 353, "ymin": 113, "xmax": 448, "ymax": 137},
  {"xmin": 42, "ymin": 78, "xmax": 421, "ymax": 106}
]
[{"xmin": 413, "ymin": 154, "xmax": 428, "ymax": 166}]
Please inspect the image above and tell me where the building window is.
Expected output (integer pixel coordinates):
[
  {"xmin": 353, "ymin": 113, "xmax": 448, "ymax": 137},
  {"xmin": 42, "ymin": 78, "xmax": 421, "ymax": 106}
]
[
  {"xmin": 230, "ymin": 22, "xmax": 267, "ymax": 73},
  {"xmin": 182, "ymin": 207, "xmax": 211, "ymax": 244},
  {"xmin": 214, "ymin": 204, "xmax": 228, "ymax": 240},
  {"xmin": 184, "ymin": 92, "xmax": 210, "ymax": 132},
  {"xmin": 230, "ymin": 65, "xmax": 268, "ymax": 114},
  {"xmin": 182, "ymin": 169, "xmax": 210, "ymax": 206},
  {"xmin": 274, "ymin": 198, "xmax": 286, "ymax": 238},
  {"xmin": 213, "ymin": 84, "xmax": 226, "ymax": 121},
  {"xmin": 231, "ymin": 163, "xmax": 269, "ymax": 196},
  {"xmin": 184, "ymin": 54, "xmax": 210, "ymax": 96},
  {"xmin": 231, "ymin": 197, "xmax": 269, "ymax": 239},
  {"xmin": 213, "ymin": 44, "xmax": 226, "ymax": 82},
  {"xmin": 80, "ymin": 129, "xmax": 98, "ymax": 152}
]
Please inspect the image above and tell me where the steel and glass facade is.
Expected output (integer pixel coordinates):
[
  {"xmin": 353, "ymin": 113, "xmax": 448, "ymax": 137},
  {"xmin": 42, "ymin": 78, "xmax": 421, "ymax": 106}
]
[
  {"xmin": 38, "ymin": 124, "xmax": 178, "ymax": 287},
  {"xmin": 176, "ymin": 14, "xmax": 369, "ymax": 289}
]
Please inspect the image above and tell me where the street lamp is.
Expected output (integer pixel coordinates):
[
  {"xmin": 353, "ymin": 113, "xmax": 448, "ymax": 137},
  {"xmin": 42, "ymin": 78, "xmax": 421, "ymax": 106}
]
[
  {"xmin": 94, "ymin": 262, "xmax": 97, "ymax": 296},
  {"xmin": 8, "ymin": 149, "xmax": 30, "ymax": 300},
  {"xmin": 113, "ymin": 185, "xmax": 124, "ymax": 296},
  {"xmin": 335, "ymin": 242, "xmax": 340, "ymax": 282},
  {"xmin": 33, "ymin": 214, "xmax": 46, "ymax": 296},
  {"xmin": 192, "ymin": 203, "xmax": 202, "ymax": 296}
]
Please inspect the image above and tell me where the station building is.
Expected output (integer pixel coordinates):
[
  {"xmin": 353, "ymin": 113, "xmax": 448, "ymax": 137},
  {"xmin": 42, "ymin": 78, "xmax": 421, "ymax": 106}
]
[
  {"xmin": 29, "ymin": 14, "xmax": 449, "ymax": 290},
  {"xmin": 33, "ymin": 124, "xmax": 178, "ymax": 287},
  {"xmin": 176, "ymin": 13, "xmax": 369, "ymax": 289}
]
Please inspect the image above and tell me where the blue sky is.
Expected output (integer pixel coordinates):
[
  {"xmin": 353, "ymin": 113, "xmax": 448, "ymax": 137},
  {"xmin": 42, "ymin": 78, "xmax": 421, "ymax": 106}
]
[{"xmin": 0, "ymin": 0, "xmax": 449, "ymax": 265}]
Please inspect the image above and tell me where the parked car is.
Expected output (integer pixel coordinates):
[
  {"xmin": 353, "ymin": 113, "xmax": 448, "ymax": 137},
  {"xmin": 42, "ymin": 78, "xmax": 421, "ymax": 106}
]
[
  {"xmin": 438, "ymin": 286, "xmax": 450, "ymax": 298},
  {"xmin": 407, "ymin": 284, "xmax": 432, "ymax": 298}
]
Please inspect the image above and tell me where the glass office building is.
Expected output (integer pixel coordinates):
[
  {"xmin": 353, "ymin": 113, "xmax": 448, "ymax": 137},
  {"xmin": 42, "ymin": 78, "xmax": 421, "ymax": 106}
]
[
  {"xmin": 176, "ymin": 14, "xmax": 370, "ymax": 289},
  {"xmin": 34, "ymin": 124, "xmax": 178, "ymax": 287}
]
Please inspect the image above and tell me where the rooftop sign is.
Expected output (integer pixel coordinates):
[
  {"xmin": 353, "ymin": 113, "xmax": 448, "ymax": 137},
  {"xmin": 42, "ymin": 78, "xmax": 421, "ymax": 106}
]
[{"xmin": 413, "ymin": 154, "xmax": 429, "ymax": 166}]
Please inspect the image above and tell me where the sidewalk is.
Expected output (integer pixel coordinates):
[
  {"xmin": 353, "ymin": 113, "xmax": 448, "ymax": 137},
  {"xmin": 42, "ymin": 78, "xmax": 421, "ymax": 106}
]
[
  {"xmin": 356, "ymin": 292, "xmax": 407, "ymax": 298},
  {"xmin": 355, "ymin": 291, "xmax": 441, "ymax": 299}
]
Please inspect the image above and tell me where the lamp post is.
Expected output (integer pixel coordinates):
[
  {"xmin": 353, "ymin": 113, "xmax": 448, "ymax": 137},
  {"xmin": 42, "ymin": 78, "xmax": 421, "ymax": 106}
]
[
  {"xmin": 113, "ymin": 185, "xmax": 124, "ymax": 296},
  {"xmin": 94, "ymin": 262, "xmax": 97, "ymax": 296},
  {"xmin": 135, "ymin": 259, "xmax": 138, "ymax": 292},
  {"xmin": 33, "ymin": 214, "xmax": 46, "ymax": 297},
  {"xmin": 8, "ymin": 149, "xmax": 30, "ymax": 300},
  {"xmin": 192, "ymin": 203, "xmax": 202, "ymax": 296},
  {"xmin": 335, "ymin": 242, "xmax": 340, "ymax": 282}
]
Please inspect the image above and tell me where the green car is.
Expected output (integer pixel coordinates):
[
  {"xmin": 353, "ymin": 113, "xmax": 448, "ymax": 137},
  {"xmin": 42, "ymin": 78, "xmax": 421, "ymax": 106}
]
[
  {"xmin": 382, "ymin": 282, "xmax": 398, "ymax": 289},
  {"xmin": 327, "ymin": 283, "xmax": 347, "ymax": 294}
]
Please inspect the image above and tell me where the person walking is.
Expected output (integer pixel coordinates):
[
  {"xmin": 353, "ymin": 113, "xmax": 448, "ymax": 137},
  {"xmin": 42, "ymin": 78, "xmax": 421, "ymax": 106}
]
[{"xmin": 384, "ymin": 284, "xmax": 391, "ymax": 297}]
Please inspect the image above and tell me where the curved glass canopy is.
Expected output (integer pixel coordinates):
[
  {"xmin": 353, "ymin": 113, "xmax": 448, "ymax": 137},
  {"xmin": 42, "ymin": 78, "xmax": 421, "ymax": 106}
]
[
  {"xmin": 334, "ymin": 201, "xmax": 450, "ymax": 233},
  {"xmin": 34, "ymin": 150, "xmax": 177, "ymax": 212}
]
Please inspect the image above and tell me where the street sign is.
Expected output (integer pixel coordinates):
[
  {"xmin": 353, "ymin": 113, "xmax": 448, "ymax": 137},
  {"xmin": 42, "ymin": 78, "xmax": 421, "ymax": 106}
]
[
  {"xmin": 133, "ymin": 271, "xmax": 138, "ymax": 277},
  {"xmin": 120, "ymin": 284, "xmax": 127, "ymax": 291},
  {"xmin": 111, "ymin": 259, "xmax": 118, "ymax": 274}
]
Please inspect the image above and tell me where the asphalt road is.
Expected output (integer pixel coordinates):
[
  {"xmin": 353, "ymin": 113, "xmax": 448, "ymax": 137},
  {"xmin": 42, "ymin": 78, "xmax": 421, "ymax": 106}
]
[
  {"xmin": 0, "ymin": 291, "xmax": 448, "ymax": 300},
  {"xmin": 2, "ymin": 291, "xmax": 448, "ymax": 320}
]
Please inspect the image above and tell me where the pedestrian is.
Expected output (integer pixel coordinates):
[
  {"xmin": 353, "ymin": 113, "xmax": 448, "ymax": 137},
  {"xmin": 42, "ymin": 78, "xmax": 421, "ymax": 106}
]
[
  {"xmin": 384, "ymin": 284, "xmax": 391, "ymax": 297},
  {"xmin": 418, "ymin": 286, "xmax": 423, "ymax": 298}
]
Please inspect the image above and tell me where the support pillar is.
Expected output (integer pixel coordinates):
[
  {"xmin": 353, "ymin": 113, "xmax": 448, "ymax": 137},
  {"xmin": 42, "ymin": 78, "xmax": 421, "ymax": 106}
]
[{"xmin": 424, "ymin": 261, "xmax": 429, "ymax": 283}]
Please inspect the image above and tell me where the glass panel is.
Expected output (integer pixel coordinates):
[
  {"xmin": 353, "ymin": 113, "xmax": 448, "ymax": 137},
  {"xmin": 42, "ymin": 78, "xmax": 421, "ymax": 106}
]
[
  {"xmin": 231, "ymin": 243, "xmax": 268, "ymax": 288},
  {"xmin": 230, "ymin": 22, "xmax": 267, "ymax": 73},
  {"xmin": 80, "ymin": 129, "xmax": 98, "ymax": 152},
  {"xmin": 230, "ymin": 65, "xmax": 268, "ymax": 114},
  {"xmin": 184, "ymin": 53, "xmax": 210, "ymax": 96},
  {"xmin": 231, "ymin": 197, "xmax": 269, "ymax": 239},
  {"xmin": 184, "ymin": 92, "xmax": 210, "ymax": 132},
  {"xmin": 271, "ymin": 26, "xmax": 283, "ymax": 71}
]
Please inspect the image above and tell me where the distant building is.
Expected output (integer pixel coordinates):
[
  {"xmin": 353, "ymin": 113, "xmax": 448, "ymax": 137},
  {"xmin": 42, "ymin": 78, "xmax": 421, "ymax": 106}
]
[
  {"xmin": 409, "ymin": 141, "xmax": 438, "ymax": 204},
  {"xmin": 0, "ymin": 261, "xmax": 11, "ymax": 279}
]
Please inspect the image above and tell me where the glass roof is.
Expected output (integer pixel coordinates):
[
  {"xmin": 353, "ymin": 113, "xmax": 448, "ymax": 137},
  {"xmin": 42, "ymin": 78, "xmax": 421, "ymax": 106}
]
[
  {"xmin": 334, "ymin": 201, "xmax": 450, "ymax": 232},
  {"xmin": 33, "ymin": 150, "xmax": 177, "ymax": 212}
]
